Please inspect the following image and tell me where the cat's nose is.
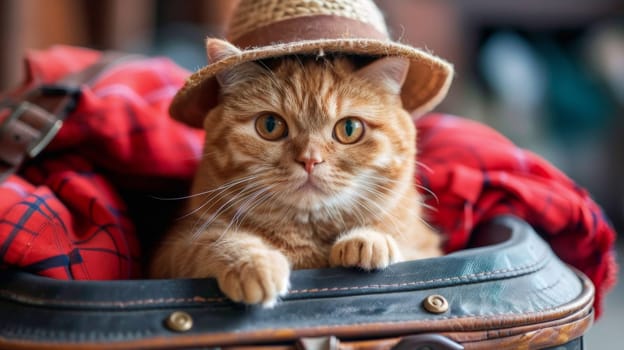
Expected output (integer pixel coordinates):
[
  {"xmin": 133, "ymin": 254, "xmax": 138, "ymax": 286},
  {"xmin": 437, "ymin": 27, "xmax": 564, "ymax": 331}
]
[{"xmin": 297, "ymin": 155, "xmax": 324, "ymax": 173}]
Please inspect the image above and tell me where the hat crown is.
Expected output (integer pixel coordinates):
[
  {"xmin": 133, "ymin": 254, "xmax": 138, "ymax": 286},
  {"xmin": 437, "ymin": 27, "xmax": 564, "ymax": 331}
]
[
  {"xmin": 226, "ymin": 0, "xmax": 389, "ymax": 43},
  {"xmin": 169, "ymin": 0, "xmax": 454, "ymax": 128}
]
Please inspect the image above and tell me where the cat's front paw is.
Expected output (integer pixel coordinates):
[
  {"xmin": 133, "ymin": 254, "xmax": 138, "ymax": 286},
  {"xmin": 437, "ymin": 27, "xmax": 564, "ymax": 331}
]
[
  {"xmin": 217, "ymin": 249, "xmax": 290, "ymax": 307},
  {"xmin": 329, "ymin": 228, "xmax": 403, "ymax": 270}
]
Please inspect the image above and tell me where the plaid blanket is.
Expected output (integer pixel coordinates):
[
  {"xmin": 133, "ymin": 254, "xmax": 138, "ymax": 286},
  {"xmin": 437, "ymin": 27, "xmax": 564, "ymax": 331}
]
[{"xmin": 0, "ymin": 46, "xmax": 617, "ymax": 317}]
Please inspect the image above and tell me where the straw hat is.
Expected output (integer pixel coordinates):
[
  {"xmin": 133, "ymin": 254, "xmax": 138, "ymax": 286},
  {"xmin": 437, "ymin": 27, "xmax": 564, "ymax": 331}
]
[{"xmin": 170, "ymin": 0, "xmax": 454, "ymax": 127}]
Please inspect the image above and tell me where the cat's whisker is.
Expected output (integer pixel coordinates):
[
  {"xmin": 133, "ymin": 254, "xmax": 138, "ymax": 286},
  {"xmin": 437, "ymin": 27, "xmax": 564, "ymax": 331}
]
[
  {"xmin": 341, "ymin": 199, "xmax": 367, "ymax": 227},
  {"xmin": 417, "ymin": 213, "xmax": 438, "ymax": 232},
  {"xmin": 194, "ymin": 167, "xmax": 276, "ymax": 236},
  {"xmin": 190, "ymin": 182, "xmax": 266, "ymax": 240},
  {"xmin": 241, "ymin": 185, "xmax": 285, "ymax": 230},
  {"xmin": 225, "ymin": 184, "xmax": 277, "ymax": 234},
  {"xmin": 323, "ymin": 171, "xmax": 407, "ymax": 229},
  {"xmin": 176, "ymin": 176, "xmax": 261, "ymax": 222},
  {"xmin": 361, "ymin": 177, "xmax": 438, "ymax": 218},
  {"xmin": 312, "ymin": 197, "xmax": 344, "ymax": 227},
  {"xmin": 361, "ymin": 172, "xmax": 439, "ymax": 205},
  {"xmin": 350, "ymin": 178, "xmax": 405, "ymax": 233},
  {"xmin": 348, "ymin": 188, "xmax": 401, "ymax": 232},
  {"xmin": 415, "ymin": 160, "xmax": 434, "ymax": 174},
  {"xmin": 420, "ymin": 201, "xmax": 438, "ymax": 212},
  {"xmin": 318, "ymin": 181, "xmax": 375, "ymax": 227},
  {"xmin": 153, "ymin": 173, "xmax": 258, "ymax": 202},
  {"xmin": 203, "ymin": 184, "xmax": 267, "ymax": 229},
  {"xmin": 414, "ymin": 184, "xmax": 439, "ymax": 205},
  {"xmin": 349, "ymin": 192, "xmax": 392, "ymax": 229},
  {"xmin": 318, "ymin": 186, "xmax": 374, "ymax": 227}
]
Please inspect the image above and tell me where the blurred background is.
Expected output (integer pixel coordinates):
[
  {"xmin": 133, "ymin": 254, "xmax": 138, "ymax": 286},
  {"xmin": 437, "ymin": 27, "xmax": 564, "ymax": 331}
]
[{"xmin": 1, "ymin": 0, "xmax": 622, "ymax": 347}]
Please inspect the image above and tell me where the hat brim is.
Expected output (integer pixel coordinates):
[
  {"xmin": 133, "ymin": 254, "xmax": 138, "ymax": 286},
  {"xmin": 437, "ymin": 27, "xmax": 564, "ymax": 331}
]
[{"xmin": 170, "ymin": 38, "xmax": 454, "ymax": 128}]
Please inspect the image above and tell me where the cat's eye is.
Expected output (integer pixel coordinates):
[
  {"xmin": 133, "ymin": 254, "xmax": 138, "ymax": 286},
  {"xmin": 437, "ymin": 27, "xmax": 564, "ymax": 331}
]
[
  {"xmin": 255, "ymin": 113, "xmax": 288, "ymax": 141},
  {"xmin": 334, "ymin": 117, "xmax": 364, "ymax": 144}
]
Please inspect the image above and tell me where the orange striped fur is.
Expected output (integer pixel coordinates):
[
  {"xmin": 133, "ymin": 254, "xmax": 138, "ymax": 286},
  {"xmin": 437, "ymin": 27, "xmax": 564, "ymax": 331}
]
[{"xmin": 151, "ymin": 42, "xmax": 441, "ymax": 306}]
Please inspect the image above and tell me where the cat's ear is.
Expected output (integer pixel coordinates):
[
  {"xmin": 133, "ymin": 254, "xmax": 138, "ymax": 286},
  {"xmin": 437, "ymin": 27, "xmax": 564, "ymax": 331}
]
[
  {"xmin": 355, "ymin": 56, "xmax": 410, "ymax": 95},
  {"xmin": 206, "ymin": 38, "xmax": 242, "ymax": 63},
  {"xmin": 207, "ymin": 38, "xmax": 264, "ymax": 88}
]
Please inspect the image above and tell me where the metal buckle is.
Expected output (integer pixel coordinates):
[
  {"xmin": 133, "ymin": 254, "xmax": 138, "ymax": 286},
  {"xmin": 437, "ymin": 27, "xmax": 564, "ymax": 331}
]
[
  {"xmin": 0, "ymin": 84, "xmax": 81, "ymax": 183},
  {"xmin": 0, "ymin": 101, "xmax": 64, "ymax": 158},
  {"xmin": 0, "ymin": 84, "xmax": 80, "ymax": 159}
]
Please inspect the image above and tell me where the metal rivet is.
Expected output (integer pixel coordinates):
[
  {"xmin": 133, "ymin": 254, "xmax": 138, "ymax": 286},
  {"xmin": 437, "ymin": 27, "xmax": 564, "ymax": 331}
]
[
  {"xmin": 165, "ymin": 311, "xmax": 193, "ymax": 332},
  {"xmin": 423, "ymin": 294, "xmax": 449, "ymax": 314}
]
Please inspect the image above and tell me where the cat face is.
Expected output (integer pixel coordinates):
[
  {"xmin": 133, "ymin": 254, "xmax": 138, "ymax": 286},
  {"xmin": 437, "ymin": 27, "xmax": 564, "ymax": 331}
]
[{"xmin": 196, "ymin": 42, "xmax": 417, "ymax": 224}]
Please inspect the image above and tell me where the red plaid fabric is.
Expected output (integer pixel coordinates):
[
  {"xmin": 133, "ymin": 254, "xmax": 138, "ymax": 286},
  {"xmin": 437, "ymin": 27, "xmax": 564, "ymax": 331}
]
[
  {"xmin": 417, "ymin": 114, "xmax": 617, "ymax": 318},
  {"xmin": 0, "ymin": 46, "xmax": 617, "ymax": 318},
  {"xmin": 0, "ymin": 46, "xmax": 203, "ymax": 279}
]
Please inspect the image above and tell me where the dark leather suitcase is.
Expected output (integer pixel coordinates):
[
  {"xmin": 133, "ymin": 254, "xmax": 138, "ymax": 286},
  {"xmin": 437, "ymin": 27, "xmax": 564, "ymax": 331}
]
[{"xmin": 0, "ymin": 216, "xmax": 593, "ymax": 349}]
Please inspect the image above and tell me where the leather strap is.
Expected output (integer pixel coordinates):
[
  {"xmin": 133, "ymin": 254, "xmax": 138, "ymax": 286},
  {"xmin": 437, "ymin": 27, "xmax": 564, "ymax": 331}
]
[
  {"xmin": 0, "ymin": 52, "xmax": 136, "ymax": 183},
  {"xmin": 230, "ymin": 15, "xmax": 387, "ymax": 48}
]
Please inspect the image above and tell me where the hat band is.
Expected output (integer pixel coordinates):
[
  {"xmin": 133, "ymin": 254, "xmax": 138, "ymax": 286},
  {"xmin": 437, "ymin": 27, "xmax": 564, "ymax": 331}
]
[{"xmin": 229, "ymin": 15, "xmax": 389, "ymax": 49}]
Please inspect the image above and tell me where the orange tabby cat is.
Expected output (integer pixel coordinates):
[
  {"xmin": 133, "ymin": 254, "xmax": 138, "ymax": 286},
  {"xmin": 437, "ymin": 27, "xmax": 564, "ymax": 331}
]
[{"xmin": 150, "ymin": 39, "xmax": 441, "ymax": 306}]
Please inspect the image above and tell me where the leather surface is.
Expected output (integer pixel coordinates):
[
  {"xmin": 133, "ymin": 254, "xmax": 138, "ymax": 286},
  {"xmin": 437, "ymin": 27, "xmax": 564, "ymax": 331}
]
[
  {"xmin": 0, "ymin": 52, "xmax": 132, "ymax": 183},
  {"xmin": 0, "ymin": 216, "xmax": 593, "ymax": 348}
]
